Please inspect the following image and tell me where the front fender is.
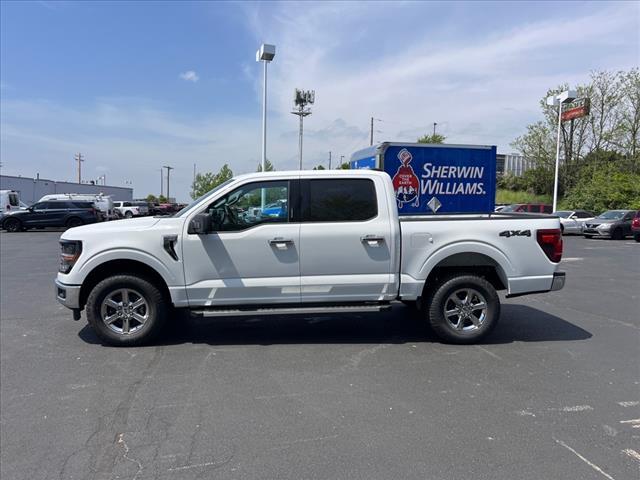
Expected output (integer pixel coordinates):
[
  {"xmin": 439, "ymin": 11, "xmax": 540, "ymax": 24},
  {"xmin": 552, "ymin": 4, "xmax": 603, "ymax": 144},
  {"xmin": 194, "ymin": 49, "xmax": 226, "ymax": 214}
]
[{"xmin": 71, "ymin": 248, "xmax": 178, "ymax": 286}]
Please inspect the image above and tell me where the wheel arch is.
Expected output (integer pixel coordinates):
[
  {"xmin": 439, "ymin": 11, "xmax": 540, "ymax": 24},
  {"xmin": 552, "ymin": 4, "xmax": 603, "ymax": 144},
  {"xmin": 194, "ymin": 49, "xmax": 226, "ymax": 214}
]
[
  {"xmin": 420, "ymin": 250, "xmax": 509, "ymax": 300},
  {"xmin": 79, "ymin": 259, "xmax": 172, "ymax": 310}
]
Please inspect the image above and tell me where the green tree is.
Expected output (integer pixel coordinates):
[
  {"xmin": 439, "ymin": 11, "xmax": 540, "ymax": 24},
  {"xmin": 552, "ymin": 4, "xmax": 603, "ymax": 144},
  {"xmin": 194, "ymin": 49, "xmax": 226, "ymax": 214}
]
[
  {"xmin": 191, "ymin": 164, "xmax": 234, "ymax": 199},
  {"xmin": 256, "ymin": 159, "xmax": 275, "ymax": 172},
  {"xmin": 146, "ymin": 194, "xmax": 158, "ymax": 203},
  {"xmin": 417, "ymin": 133, "xmax": 446, "ymax": 144},
  {"xmin": 158, "ymin": 195, "xmax": 168, "ymax": 203},
  {"xmin": 312, "ymin": 165, "xmax": 326, "ymax": 170},
  {"xmin": 338, "ymin": 162, "xmax": 350, "ymax": 169}
]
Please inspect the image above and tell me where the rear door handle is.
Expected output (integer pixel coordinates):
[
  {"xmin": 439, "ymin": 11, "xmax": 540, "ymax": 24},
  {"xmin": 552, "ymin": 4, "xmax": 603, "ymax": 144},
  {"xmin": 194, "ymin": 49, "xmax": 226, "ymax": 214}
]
[
  {"xmin": 360, "ymin": 235, "xmax": 384, "ymax": 247},
  {"xmin": 269, "ymin": 237, "xmax": 294, "ymax": 250}
]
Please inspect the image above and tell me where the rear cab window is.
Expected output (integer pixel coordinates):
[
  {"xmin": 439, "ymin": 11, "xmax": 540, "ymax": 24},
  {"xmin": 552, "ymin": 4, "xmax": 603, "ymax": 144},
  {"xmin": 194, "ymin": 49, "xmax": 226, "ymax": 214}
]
[{"xmin": 303, "ymin": 178, "xmax": 377, "ymax": 222}]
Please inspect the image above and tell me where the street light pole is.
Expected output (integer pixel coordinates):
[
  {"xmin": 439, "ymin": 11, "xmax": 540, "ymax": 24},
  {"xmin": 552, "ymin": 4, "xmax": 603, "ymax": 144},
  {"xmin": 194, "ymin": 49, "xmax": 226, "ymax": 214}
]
[
  {"xmin": 256, "ymin": 44, "xmax": 275, "ymax": 207},
  {"xmin": 547, "ymin": 90, "xmax": 576, "ymax": 212},
  {"xmin": 163, "ymin": 165, "xmax": 174, "ymax": 201}
]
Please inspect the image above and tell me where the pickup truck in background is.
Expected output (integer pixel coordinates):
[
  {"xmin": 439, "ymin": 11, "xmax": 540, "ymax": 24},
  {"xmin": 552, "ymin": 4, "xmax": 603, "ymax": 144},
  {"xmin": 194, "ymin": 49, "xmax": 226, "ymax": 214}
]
[{"xmin": 55, "ymin": 170, "xmax": 565, "ymax": 346}]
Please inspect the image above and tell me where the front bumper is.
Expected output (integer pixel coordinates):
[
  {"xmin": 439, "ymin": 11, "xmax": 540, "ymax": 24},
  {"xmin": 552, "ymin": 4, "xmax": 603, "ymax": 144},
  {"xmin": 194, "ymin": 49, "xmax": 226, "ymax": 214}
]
[
  {"xmin": 55, "ymin": 279, "xmax": 82, "ymax": 309},
  {"xmin": 583, "ymin": 225, "xmax": 612, "ymax": 236}
]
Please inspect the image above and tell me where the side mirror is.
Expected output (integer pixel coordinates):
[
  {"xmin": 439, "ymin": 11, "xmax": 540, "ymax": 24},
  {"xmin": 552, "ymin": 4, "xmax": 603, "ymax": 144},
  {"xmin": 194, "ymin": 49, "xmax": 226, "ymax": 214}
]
[
  {"xmin": 28, "ymin": 206, "xmax": 34, "ymax": 212},
  {"xmin": 188, "ymin": 213, "xmax": 212, "ymax": 234}
]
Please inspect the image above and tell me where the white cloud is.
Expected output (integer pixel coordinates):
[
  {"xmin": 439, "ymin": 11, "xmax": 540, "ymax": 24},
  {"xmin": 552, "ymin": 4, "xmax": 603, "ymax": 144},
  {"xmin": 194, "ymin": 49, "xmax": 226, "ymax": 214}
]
[{"xmin": 179, "ymin": 70, "xmax": 200, "ymax": 82}]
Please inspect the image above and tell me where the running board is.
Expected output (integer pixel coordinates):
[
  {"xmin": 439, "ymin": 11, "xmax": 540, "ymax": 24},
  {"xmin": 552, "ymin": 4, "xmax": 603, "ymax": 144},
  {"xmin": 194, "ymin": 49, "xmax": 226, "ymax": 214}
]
[{"xmin": 190, "ymin": 304, "xmax": 391, "ymax": 318}]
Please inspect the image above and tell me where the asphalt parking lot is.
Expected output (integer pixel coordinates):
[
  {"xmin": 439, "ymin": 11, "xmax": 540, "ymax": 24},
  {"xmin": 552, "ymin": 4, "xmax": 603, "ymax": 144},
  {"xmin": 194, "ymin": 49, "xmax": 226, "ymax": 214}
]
[{"xmin": 1, "ymin": 231, "xmax": 638, "ymax": 480}]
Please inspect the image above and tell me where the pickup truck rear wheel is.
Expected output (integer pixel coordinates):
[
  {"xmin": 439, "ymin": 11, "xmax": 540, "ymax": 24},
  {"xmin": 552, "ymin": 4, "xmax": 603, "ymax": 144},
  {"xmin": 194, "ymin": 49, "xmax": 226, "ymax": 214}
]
[
  {"xmin": 85, "ymin": 274, "xmax": 168, "ymax": 346},
  {"xmin": 427, "ymin": 275, "xmax": 500, "ymax": 344}
]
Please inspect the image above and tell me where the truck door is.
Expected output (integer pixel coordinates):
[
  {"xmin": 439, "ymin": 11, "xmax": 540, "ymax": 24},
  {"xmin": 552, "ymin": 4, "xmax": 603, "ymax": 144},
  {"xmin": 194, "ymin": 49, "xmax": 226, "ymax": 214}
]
[
  {"xmin": 299, "ymin": 177, "xmax": 394, "ymax": 303},
  {"xmin": 181, "ymin": 179, "xmax": 301, "ymax": 306}
]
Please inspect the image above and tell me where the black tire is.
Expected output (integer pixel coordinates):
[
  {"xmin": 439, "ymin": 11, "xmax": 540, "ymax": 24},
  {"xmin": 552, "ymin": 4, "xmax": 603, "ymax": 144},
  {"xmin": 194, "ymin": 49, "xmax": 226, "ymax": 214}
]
[
  {"xmin": 3, "ymin": 217, "xmax": 22, "ymax": 232},
  {"xmin": 427, "ymin": 275, "xmax": 500, "ymax": 344},
  {"xmin": 66, "ymin": 217, "xmax": 83, "ymax": 228},
  {"xmin": 85, "ymin": 274, "xmax": 168, "ymax": 346},
  {"xmin": 634, "ymin": 234, "xmax": 640, "ymax": 243},
  {"xmin": 125, "ymin": 211, "xmax": 133, "ymax": 219},
  {"xmin": 611, "ymin": 228, "xmax": 624, "ymax": 240}
]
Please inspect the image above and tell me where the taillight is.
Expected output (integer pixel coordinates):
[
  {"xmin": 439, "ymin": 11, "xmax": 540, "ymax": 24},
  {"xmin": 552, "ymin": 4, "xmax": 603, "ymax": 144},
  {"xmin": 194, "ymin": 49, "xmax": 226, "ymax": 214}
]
[
  {"xmin": 632, "ymin": 217, "xmax": 640, "ymax": 228},
  {"xmin": 537, "ymin": 229, "xmax": 563, "ymax": 263}
]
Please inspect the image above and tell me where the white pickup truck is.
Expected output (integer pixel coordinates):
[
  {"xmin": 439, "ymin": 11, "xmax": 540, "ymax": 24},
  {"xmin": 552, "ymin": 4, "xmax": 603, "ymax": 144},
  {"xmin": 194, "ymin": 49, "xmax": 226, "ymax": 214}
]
[{"xmin": 55, "ymin": 170, "xmax": 565, "ymax": 346}]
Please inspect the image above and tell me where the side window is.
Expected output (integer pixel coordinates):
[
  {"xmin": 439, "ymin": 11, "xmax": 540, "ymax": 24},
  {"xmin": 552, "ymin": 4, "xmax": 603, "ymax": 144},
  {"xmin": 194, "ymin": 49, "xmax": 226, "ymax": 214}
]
[
  {"xmin": 542, "ymin": 205, "xmax": 553, "ymax": 214},
  {"xmin": 124, "ymin": 202, "xmax": 132, "ymax": 207},
  {"xmin": 576, "ymin": 211, "xmax": 592, "ymax": 218},
  {"xmin": 623, "ymin": 212, "xmax": 634, "ymax": 220},
  {"xmin": 32, "ymin": 202, "xmax": 45, "ymax": 210},
  {"xmin": 305, "ymin": 179, "xmax": 377, "ymax": 222},
  {"xmin": 205, "ymin": 181, "xmax": 289, "ymax": 232},
  {"xmin": 8, "ymin": 194, "xmax": 19, "ymax": 207}
]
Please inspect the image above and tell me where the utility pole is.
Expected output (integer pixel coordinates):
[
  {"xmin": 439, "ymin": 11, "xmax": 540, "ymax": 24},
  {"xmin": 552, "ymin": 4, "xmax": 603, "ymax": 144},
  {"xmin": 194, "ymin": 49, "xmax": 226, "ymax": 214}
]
[
  {"xmin": 433, "ymin": 122, "xmax": 437, "ymax": 136},
  {"xmin": 370, "ymin": 117, "xmax": 374, "ymax": 145},
  {"xmin": 160, "ymin": 169, "xmax": 163, "ymax": 198},
  {"xmin": 163, "ymin": 166, "xmax": 173, "ymax": 201},
  {"xmin": 75, "ymin": 153, "xmax": 84, "ymax": 184},
  {"xmin": 328, "ymin": 151, "xmax": 332, "ymax": 169},
  {"xmin": 193, "ymin": 163, "xmax": 196, "ymax": 187},
  {"xmin": 340, "ymin": 155, "xmax": 345, "ymax": 168},
  {"xmin": 291, "ymin": 89, "xmax": 314, "ymax": 169}
]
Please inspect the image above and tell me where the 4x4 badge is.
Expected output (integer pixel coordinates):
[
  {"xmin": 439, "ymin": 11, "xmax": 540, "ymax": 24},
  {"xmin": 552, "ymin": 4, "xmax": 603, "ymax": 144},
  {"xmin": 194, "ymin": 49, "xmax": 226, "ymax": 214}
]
[{"xmin": 499, "ymin": 230, "xmax": 531, "ymax": 238}]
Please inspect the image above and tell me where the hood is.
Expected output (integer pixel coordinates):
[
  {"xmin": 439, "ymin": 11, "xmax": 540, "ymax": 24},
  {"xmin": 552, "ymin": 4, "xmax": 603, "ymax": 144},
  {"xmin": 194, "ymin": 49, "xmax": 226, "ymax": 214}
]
[
  {"xmin": 590, "ymin": 218, "xmax": 619, "ymax": 224},
  {"xmin": 61, "ymin": 216, "xmax": 163, "ymax": 239}
]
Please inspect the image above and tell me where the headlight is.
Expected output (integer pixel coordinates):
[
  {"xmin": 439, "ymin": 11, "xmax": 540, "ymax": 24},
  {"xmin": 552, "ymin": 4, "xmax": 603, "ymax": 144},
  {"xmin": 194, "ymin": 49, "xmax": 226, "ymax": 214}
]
[
  {"xmin": 59, "ymin": 240, "xmax": 82, "ymax": 273},
  {"xmin": 598, "ymin": 224, "xmax": 612, "ymax": 230}
]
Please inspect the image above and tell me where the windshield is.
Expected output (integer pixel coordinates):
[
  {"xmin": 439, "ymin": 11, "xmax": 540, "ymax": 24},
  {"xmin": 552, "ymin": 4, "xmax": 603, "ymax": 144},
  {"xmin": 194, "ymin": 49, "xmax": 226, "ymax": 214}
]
[
  {"xmin": 597, "ymin": 210, "xmax": 626, "ymax": 220},
  {"xmin": 174, "ymin": 178, "xmax": 235, "ymax": 217},
  {"xmin": 554, "ymin": 211, "xmax": 571, "ymax": 218}
]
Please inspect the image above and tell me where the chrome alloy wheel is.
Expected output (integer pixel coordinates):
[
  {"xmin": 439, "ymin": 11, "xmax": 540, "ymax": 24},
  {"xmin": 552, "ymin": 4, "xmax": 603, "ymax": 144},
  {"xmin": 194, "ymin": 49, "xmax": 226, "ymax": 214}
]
[
  {"xmin": 100, "ymin": 288, "xmax": 149, "ymax": 335},
  {"xmin": 443, "ymin": 288, "xmax": 487, "ymax": 332}
]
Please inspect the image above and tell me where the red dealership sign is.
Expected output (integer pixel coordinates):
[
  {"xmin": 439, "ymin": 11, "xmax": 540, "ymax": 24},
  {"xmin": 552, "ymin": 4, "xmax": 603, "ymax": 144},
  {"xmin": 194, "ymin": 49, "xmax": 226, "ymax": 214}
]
[{"xmin": 562, "ymin": 98, "xmax": 590, "ymax": 122}]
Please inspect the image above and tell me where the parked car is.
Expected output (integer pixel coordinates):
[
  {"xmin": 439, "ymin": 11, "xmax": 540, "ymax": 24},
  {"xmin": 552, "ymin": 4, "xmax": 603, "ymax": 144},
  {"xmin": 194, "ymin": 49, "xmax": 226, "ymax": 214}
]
[
  {"xmin": 2, "ymin": 200, "xmax": 99, "ymax": 232},
  {"xmin": 583, "ymin": 210, "xmax": 638, "ymax": 239},
  {"xmin": 113, "ymin": 201, "xmax": 143, "ymax": 218},
  {"xmin": 132, "ymin": 201, "xmax": 150, "ymax": 216},
  {"xmin": 39, "ymin": 193, "xmax": 115, "ymax": 221},
  {"xmin": 631, "ymin": 210, "xmax": 640, "ymax": 242},
  {"xmin": 553, "ymin": 210, "xmax": 595, "ymax": 234},
  {"xmin": 501, "ymin": 203, "xmax": 553, "ymax": 214},
  {"xmin": 55, "ymin": 169, "xmax": 565, "ymax": 347}
]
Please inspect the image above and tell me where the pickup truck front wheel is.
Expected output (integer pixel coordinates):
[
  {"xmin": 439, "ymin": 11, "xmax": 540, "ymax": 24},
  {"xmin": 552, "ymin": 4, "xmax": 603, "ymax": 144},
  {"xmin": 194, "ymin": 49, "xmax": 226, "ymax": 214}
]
[
  {"xmin": 427, "ymin": 275, "xmax": 500, "ymax": 344},
  {"xmin": 86, "ymin": 274, "xmax": 168, "ymax": 346}
]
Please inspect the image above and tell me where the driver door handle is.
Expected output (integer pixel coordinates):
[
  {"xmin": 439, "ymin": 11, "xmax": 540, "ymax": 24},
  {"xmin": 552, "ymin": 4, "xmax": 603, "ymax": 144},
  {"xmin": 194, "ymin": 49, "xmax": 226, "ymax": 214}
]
[
  {"xmin": 269, "ymin": 237, "xmax": 294, "ymax": 250},
  {"xmin": 360, "ymin": 235, "xmax": 385, "ymax": 247}
]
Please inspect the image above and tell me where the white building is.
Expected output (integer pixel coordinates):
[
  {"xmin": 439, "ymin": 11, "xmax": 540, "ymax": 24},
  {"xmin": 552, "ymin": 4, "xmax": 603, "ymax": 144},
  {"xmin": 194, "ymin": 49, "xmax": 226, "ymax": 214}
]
[
  {"xmin": 496, "ymin": 154, "xmax": 532, "ymax": 177},
  {"xmin": 1, "ymin": 174, "xmax": 133, "ymax": 205}
]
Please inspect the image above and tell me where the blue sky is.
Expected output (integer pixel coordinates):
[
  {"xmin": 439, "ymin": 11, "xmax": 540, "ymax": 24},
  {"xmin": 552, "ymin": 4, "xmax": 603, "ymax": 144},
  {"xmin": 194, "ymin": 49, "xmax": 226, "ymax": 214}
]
[{"xmin": 1, "ymin": 1, "xmax": 638, "ymax": 201}]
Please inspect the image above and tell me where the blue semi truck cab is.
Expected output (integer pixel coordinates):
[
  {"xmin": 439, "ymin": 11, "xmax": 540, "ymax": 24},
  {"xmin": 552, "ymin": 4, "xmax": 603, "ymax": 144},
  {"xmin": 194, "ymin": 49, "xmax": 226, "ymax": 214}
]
[{"xmin": 350, "ymin": 142, "xmax": 497, "ymax": 215}]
